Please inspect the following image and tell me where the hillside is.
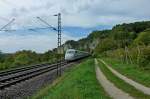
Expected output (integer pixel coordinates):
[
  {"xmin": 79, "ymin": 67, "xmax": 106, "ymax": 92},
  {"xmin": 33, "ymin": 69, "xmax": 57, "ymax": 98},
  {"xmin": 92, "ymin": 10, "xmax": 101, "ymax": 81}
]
[
  {"xmin": 63, "ymin": 21, "xmax": 150, "ymax": 51},
  {"xmin": 62, "ymin": 21, "xmax": 150, "ymax": 69}
]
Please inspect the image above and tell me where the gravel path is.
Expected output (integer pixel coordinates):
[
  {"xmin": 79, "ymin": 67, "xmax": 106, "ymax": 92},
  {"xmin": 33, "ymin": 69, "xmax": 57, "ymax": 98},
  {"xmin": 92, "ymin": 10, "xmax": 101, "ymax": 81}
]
[
  {"xmin": 95, "ymin": 59, "xmax": 134, "ymax": 99},
  {"xmin": 100, "ymin": 59, "xmax": 150, "ymax": 95}
]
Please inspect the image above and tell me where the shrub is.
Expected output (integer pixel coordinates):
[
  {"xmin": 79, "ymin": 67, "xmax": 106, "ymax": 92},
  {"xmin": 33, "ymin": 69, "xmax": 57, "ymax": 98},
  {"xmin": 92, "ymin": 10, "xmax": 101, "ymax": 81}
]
[
  {"xmin": 134, "ymin": 29, "xmax": 150, "ymax": 46},
  {"xmin": 138, "ymin": 46, "xmax": 150, "ymax": 69},
  {"xmin": 95, "ymin": 38, "xmax": 117, "ymax": 54}
]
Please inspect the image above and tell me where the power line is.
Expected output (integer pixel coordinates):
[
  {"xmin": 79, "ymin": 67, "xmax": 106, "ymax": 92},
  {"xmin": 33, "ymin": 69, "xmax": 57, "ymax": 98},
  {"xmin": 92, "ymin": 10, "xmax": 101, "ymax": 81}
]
[
  {"xmin": 0, "ymin": 15, "xmax": 63, "ymax": 76},
  {"xmin": 0, "ymin": 18, "xmax": 15, "ymax": 31},
  {"xmin": 37, "ymin": 13, "xmax": 62, "ymax": 76},
  {"xmin": 37, "ymin": 17, "xmax": 57, "ymax": 31}
]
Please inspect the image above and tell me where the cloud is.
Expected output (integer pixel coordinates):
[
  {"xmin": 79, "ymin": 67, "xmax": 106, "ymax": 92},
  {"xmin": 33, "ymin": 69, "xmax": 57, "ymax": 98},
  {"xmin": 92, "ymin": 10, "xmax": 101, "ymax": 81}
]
[
  {"xmin": 0, "ymin": 0, "xmax": 150, "ymax": 53},
  {"xmin": 0, "ymin": 0, "xmax": 149, "ymax": 28}
]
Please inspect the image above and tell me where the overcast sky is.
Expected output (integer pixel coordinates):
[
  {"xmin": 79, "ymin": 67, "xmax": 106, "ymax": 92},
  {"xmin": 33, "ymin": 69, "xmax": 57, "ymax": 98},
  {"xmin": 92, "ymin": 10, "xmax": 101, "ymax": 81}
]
[{"xmin": 0, "ymin": 0, "xmax": 150, "ymax": 53}]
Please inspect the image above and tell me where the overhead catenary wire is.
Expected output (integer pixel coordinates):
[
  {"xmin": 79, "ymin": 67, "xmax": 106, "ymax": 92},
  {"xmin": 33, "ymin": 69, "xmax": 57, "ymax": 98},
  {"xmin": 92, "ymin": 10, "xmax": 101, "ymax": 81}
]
[
  {"xmin": 0, "ymin": 14, "xmax": 62, "ymax": 77},
  {"xmin": 0, "ymin": 18, "xmax": 15, "ymax": 31},
  {"xmin": 37, "ymin": 17, "xmax": 57, "ymax": 31},
  {"xmin": 37, "ymin": 14, "xmax": 62, "ymax": 76}
]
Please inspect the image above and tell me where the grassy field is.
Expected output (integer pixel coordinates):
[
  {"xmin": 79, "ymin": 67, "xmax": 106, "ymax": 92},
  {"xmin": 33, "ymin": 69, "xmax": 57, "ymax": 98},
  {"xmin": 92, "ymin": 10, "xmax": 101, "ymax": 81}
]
[
  {"xmin": 32, "ymin": 59, "xmax": 111, "ymax": 99},
  {"xmin": 98, "ymin": 59, "xmax": 150, "ymax": 99},
  {"xmin": 102, "ymin": 58, "xmax": 150, "ymax": 87}
]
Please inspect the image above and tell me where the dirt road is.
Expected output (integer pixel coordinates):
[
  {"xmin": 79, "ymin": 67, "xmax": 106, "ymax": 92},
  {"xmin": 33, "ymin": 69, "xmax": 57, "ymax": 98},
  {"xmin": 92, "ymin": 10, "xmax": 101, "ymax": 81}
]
[{"xmin": 95, "ymin": 59, "xmax": 134, "ymax": 99}]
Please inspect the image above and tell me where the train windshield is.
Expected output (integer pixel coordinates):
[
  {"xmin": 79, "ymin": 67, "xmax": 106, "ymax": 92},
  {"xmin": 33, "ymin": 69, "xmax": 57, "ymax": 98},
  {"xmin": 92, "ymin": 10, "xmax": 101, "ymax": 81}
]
[{"xmin": 66, "ymin": 51, "xmax": 75, "ymax": 54}]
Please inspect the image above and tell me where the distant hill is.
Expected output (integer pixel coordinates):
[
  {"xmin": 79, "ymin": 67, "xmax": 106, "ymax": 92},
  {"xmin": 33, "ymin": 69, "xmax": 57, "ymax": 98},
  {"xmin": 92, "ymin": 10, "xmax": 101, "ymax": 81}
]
[{"xmin": 62, "ymin": 21, "xmax": 150, "ymax": 53}]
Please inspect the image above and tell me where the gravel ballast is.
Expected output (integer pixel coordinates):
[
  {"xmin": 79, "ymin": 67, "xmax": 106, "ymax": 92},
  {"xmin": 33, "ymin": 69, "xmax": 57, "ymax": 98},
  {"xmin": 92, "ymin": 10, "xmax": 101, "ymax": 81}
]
[{"xmin": 0, "ymin": 62, "xmax": 76, "ymax": 99}]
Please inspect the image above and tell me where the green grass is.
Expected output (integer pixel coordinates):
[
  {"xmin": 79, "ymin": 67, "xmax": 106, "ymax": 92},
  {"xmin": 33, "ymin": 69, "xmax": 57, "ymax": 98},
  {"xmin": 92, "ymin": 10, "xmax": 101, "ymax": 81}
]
[
  {"xmin": 103, "ymin": 58, "xmax": 150, "ymax": 87},
  {"xmin": 32, "ymin": 59, "xmax": 111, "ymax": 99},
  {"xmin": 98, "ymin": 59, "xmax": 150, "ymax": 99}
]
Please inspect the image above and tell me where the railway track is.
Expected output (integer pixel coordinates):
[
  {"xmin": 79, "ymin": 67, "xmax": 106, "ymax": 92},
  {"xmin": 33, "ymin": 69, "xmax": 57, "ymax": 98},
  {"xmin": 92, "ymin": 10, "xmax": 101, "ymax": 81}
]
[
  {"xmin": 0, "ymin": 61, "xmax": 67, "ymax": 90},
  {"xmin": 0, "ymin": 63, "xmax": 52, "ymax": 77}
]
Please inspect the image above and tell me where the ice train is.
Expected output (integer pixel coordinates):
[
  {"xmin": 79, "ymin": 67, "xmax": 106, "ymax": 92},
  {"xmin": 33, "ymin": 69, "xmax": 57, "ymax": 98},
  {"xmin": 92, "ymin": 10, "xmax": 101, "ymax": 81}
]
[{"xmin": 65, "ymin": 49, "xmax": 89, "ymax": 61}]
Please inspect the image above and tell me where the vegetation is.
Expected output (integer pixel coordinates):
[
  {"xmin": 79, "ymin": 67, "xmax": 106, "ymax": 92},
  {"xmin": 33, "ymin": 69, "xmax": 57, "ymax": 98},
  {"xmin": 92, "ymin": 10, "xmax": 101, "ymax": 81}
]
[
  {"xmin": 32, "ymin": 59, "xmax": 111, "ymax": 99},
  {"xmin": 98, "ymin": 59, "xmax": 150, "ymax": 99},
  {"xmin": 94, "ymin": 21, "xmax": 150, "ymax": 70},
  {"xmin": 134, "ymin": 29, "xmax": 150, "ymax": 45},
  {"xmin": 95, "ymin": 38, "xmax": 117, "ymax": 53},
  {"xmin": 0, "ymin": 50, "xmax": 61, "ymax": 71}
]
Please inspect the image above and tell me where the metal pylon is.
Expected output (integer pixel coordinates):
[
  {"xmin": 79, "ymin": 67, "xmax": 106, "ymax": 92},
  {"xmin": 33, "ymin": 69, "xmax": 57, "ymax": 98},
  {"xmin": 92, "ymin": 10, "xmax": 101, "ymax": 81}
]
[{"xmin": 57, "ymin": 13, "xmax": 62, "ymax": 76}]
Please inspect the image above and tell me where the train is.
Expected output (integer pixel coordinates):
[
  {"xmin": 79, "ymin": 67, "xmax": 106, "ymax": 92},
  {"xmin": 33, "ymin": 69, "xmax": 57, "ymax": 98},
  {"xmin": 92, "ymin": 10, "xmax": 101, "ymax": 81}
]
[{"xmin": 65, "ymin": 49, "xmax": 89, "ymax": 61}]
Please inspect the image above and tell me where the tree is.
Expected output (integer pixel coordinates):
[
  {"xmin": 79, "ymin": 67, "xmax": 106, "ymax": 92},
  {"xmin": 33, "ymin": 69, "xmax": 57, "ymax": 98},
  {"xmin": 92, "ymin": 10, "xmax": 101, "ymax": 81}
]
[
  {"xmin": 134, "ymin": 29, "xmax": 150, "ymax": 45},
  {"xmin": 95, "ymin": 38, "xmax": 117, "ymax": 54},
  {"xmin": 41, "ymin": 50, "xmax": 56, "ymax": 62},
  {"xmin": 13, "ymin": 53, "xmax": 31, "ymax": 66}
]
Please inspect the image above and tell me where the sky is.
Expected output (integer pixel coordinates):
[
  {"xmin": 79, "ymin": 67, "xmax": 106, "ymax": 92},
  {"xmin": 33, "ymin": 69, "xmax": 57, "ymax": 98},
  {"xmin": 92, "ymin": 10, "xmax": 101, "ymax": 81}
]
[{"xmin": 0, "ymin": 0, "xmax": 150, "ymax": 53}]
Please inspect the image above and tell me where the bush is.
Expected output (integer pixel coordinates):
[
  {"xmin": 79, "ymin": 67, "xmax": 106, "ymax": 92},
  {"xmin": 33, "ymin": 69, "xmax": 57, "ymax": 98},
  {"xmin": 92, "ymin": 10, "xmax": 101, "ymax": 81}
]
[
  {"xmin": 95, "ymin": 38, "xmax": 117, "ymax": 54},
  {"xmin": 134, "ymin": 29, "xmax": 150, "ymax": 45},
  {"xmin": 106, "ymin": 46, "xmax": 150, "ymax": 70},
  {"xmin": 13, "ymin": 54, "xmax": 31, "ymax": 66},
  {"xmin": 138, "ymin": 46, "xmax": 150, "ymax": 69}
]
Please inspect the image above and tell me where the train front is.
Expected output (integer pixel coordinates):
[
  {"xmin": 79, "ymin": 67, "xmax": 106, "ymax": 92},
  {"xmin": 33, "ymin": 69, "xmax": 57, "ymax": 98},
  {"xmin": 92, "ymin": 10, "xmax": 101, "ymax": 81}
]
[{"xmin": 65, "ymin": 49, "xmax": 75, "ymax": 61}]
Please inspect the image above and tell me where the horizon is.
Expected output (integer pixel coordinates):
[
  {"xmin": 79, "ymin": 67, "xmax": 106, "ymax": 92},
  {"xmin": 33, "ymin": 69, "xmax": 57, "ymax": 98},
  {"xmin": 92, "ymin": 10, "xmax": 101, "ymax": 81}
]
[
  {"xmin": 0, "ymin": 20, "xmax": 149, "ymax": 54},
  {"xmin": 0, "ymin": 0, "xmax": 150, "ymax": 53}
]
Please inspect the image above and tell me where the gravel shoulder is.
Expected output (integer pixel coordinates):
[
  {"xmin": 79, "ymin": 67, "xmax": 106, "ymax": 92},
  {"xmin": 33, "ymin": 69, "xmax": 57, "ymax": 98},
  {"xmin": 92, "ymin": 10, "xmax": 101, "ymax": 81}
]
[
  {"xmin": 95, "ymin": 59, "xmax": 134, "ymax": 99},
  {"xmin": 100, "ymin": 59, "xmax": 150, "ymax": 95}
]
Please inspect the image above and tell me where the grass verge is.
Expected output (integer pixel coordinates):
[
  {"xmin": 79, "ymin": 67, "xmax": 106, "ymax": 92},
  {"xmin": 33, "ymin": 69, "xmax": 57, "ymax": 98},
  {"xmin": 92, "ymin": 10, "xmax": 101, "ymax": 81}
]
[
  {"xmin": 98, "ymin": 59, "xmax": 150, "ymax": 99},
  {"xmin": 32, "ymin": 59, "xmax": 111, "ymax": 99},
  {"xmin": 103, "ymin": 58, "xmax": 150, "ymax": 87}
]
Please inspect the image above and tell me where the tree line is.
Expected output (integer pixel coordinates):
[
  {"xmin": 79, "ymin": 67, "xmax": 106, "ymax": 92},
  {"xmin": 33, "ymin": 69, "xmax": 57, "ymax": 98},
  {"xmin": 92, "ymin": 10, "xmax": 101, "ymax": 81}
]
[{"xmin": 0, "ymin": 50, "xmax": 61, "ymax": 70}]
